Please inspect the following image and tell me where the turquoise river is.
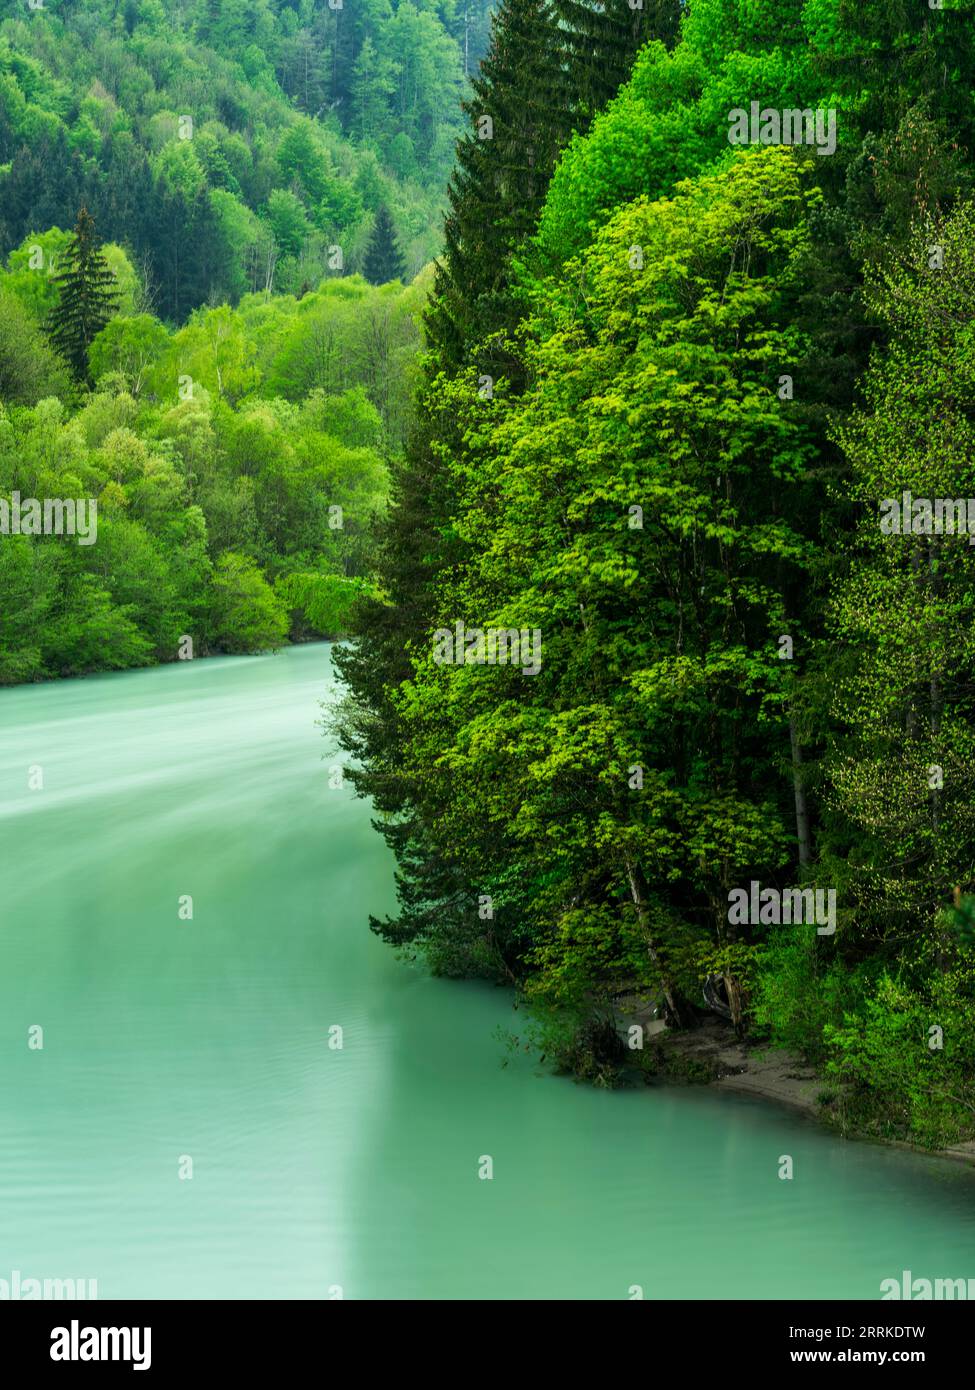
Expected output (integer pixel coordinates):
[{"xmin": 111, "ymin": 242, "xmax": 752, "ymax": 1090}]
[{"xmin": 1, "ymin": 642, "xmax": 973, "ymax": 1298}]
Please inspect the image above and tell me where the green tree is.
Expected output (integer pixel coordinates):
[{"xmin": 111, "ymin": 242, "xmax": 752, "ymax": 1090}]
[
  {"xmin": 426, "ymin": 0, "xmax": 574, "ymax": 372},
  {"xmin": 0, "ymin": 534, "xmax": 58, "ymax": 683},
  {"xmin": 276, "ymin": 120, "xmax": 331, "ymax": 207},
  {"xmin": 351, "ymin": 38, "xmax": 397, "ymax": 145},
  {"xmin": 826, "ymin": 206, "xmax": 975, "ymax": 938},
  {"xmin": 0, "ymin": 288, "xmax": 72, "ymax": 404},
  {"xmin": 362, "ymin": 204, "xmax": 405, "ymax": 284},
  {"xmin": 89, "ymin": 315, "xmax": 171, "ymax": 397},
  {"xmin": 349, "ymin": 150, "xmax": 823, "ymax": 1019},
  {"xmin": 43, "ymin": 575, "xmax": 155, "ymax": 677},
  {"xmin": 207, "ymin": 551, "xmax": 290, "ymax": 653},
  {"xmin": 265, "ymin": 189, "xmax": 312, "ymax": 259},
  {"xmin": 554, "ymin": 0, "xmax": 681, "ymax": 124},
  {"xmin": 47, "ymin": 208, "xmax": 119, "ymax": 385}
]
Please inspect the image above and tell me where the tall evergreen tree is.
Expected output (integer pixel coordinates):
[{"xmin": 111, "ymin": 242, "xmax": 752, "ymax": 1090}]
[
  {"xmin": 427, "ymin": 0, "xmax": 682, "ymax": 373},
  {"xmin": 338, "ymin": 0, "xmax": 577, "ymax": 947},
  {"xmin": 363, "ymin": 205, "xmax": 406, "ymax": 285},
  {"xmin": 554, "ymin": 0, "xmax": 682, "ymax": 125},
  {"xmin": 425, "ymin": 0, "xmax": 575, "ymax": 373},
  {"xmin": 47, "ymin": 207, "xmax": 118, "ymax": 385}
]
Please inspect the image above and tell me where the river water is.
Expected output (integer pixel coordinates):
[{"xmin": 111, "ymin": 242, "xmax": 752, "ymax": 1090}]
[{"xmin": 1, "ymin": 642, "xmax": 973, "ymax": 1299}]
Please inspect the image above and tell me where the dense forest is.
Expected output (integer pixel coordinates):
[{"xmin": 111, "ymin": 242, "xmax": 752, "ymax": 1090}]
[
  {"xmin": 0, "ymin": 256, "xmax": 427, "ymax": 678},
  {"xmin": 0, "ymin": 0, "xmax": 497, "ymax": 298},
  {"xmin": 335, "ymin": 0, "xmax": 975, "ymax": 1151},
  {"xmin": 0, "ymin": 0, "xmax": 464, "ymax": 677},
  {"xmin": 0, "ymin": 0, "xmax": 678, "ymax": 674}
]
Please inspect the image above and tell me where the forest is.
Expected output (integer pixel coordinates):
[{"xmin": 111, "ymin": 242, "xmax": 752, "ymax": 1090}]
[
  {"xmin": 334, "ymin": 0, "xmax": 975, "ymax": 1151},
  {"xmin": 0, "ymin": 0, "xmax": 496, "ymax": 296},
  {"xmin": 0, "ymin": 0, "xmax": 463, "ymax": 676},
  {"xmin": 3, "ymin": 0, "xmax": 975, "ymax": 1154}
]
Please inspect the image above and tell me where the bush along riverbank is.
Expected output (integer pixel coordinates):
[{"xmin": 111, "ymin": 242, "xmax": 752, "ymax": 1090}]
[
  {"xmin": 492, "ymin": 887, "xmax": 975, "ymax": 1155},
  {"xmin": 499, "ymin": 986, "xmax": 975, "ymax": 1165}
]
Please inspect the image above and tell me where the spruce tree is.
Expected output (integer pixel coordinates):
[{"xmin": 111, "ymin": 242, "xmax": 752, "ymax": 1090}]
[
  {"xmin": 427, "ymin": 0, "xmax": 682, "ymax": 373},
  {"xmin": 47, "ymin": 207, "xmax": 118, "ymax": 385},
  {"xmin": 554, "ymin": 0, "xmax": 682, "ymax": 125},
  {"xmin": 338, "ymin": 0, "xmax": 574, "ymax": 974},
  {"xmin": 426, "ymin": 0, "xmax": 574, "ymax": 372},
  {"xmin": 362, "ymin": 205, "xmax": 406, "ymax": 285}
]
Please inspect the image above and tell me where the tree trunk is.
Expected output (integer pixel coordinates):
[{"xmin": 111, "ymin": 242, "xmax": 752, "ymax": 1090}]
[
  {"xmin": 624, "ymin": 854, "xmax": 692, "ymax": 1029},
  {"xmin": 722, "ymin": 971, "xmax": 745, "ymax": 1037},
  {"xmin": 789, "ymin": 713, "xmax": 813, "ymax": 868}
]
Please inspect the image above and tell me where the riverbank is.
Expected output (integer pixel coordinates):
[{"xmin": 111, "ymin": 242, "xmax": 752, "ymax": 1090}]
[{"xmin": 640, "ymin": 1017, "xmax": 975, "ymax": 1169}]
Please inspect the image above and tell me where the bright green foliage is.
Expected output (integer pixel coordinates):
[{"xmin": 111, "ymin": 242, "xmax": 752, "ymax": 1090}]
[
  {"xmin": 44, "ymin": 574, "xmax": 156, "ymax": 675},
  {"xmin": 0, "ymin": 287, "xmax": 72, "ymax": 404},
  {"xmin": 356, "ymin": 150, "xmax": 823, "ymax": 1018},
  {"xmin": 0, "ymin": 532, "xmax": 57, "ymax": 683},
  {"xmin": 426, "ymin": 0, "xmax": 682, "ymax": 372},
  {"xmin": 276, "ymin": 571, "xmax": 377, "ymax": 640},
  {"xmin": 824, "ymin": 954, "xmax": 975, "ymax": 1148},
  {"xmin": 266, "ymin": 190, "xmax": 313, "ymax": 260},
  {"xmin": 3, "ymin": 229, "xmax": 74, "ymax": 322},
  {"xmin": 537, "ymin": 0, "xmax": 824, "ymax": 265},
  {"xmin": 751, "ymin": 931, "xmax": 874, "ymax": 1061},
  {"xmin": 0, "ymin": 266, "xmax": 421, "ymax": 682},
  {"xmin": 208, "ymin": 551, "xmax": 289, "ymax": 653},
  {"xmin": 536, "ymin": 0, "xmax": 975, "ymax": 268},
  {"xmin": 88, "ymin": 314, "xmax": 172, "ymax": 398}
]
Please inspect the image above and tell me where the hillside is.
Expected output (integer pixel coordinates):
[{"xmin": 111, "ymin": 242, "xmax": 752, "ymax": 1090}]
[{"xmin": 0, "ymin": 0, "xmax": 493, "ymax": 317}]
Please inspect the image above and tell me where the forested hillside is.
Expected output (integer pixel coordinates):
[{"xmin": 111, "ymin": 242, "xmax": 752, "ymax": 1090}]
[
  {"xmin": 0, "ymin": 237, "xmax": 427, "ymax": 679},
  {"xmin": 0, "ymin": 0, "xmax": 494, "ymax": 309},
  {"xmin": 337, "ymin": 0, "xmax": 975, "ymax": 1149},
  {"xmin": 0, "ymin": 0, "xmax": 469, "ymax": 679}
]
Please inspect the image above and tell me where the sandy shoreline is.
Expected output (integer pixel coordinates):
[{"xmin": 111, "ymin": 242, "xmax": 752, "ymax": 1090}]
[{"xmin": 638, "ymin": 1017, "xmax": 975, "ymax": 1169}]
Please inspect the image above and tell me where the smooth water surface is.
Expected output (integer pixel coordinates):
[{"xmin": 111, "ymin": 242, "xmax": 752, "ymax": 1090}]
[{"xmin": 1, "ymin": 643, "xmax": 973, "ymax": 1299}]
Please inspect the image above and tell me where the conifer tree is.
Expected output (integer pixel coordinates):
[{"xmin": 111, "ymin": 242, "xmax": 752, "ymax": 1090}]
[
  {"xmin": 339, "ymin": 0, "xmax": 574, "ymax": 947},
  {"xmin": 554, "ymin": 0, "xmax": 681, "ymax": 125},
  {"xmin": 426, "ymin": 0, "xmax": 574, "ymax": 372},
  {"xmin": 363, "ymin": 205, "xmax": 406, "ymax": 285},
  {"xmin": 427, "ymin": 0, "xmax": 682, "ymax": 372},
  {"xmin": 47, "ymin": 207, "xmax": 118, "ymax": 384},
  {"xmin": 339, "ymin": 0, "xmax": 680, "ymax": 969}
]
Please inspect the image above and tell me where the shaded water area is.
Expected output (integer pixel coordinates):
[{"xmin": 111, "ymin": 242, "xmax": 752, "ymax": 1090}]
[{"xmin": 1, "ymin": 642, "xmax": 973, "ymax": 1299}]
